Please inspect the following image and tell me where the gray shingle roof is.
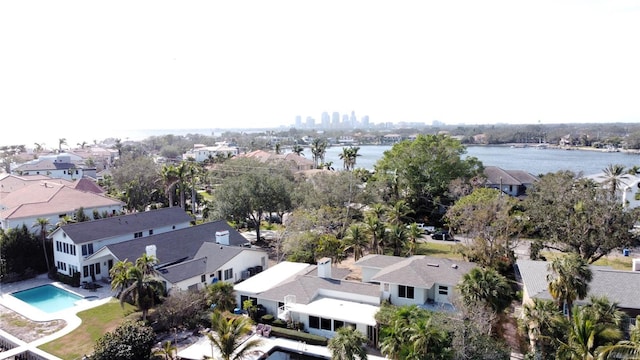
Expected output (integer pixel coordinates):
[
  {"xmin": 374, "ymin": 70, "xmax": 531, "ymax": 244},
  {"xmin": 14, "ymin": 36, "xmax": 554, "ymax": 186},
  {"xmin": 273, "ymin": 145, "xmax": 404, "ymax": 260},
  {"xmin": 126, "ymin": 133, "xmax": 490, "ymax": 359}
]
[
  {"xmin": 371, "ymin": 256, "xmax": 476, "ymax": 288},
  {"xmin": 354, "ymin": 254, "xmax": 405, "ymax": 269},
  {"xmin": 258, "ymin": 273, "xmax": 380, "ymax": 304},
  {"xmin": 516, "ymin": 258, "xmax": 640, "ymax": 310},
  {"xmin": 60, "ymin": 207, "xmax": 193, "ymax": 244},
  {"xmin": 158, "ymin": 257, "xmax": 207, "ymax": 283},
  {"xmin": 483, "ymin": 166, "xmax": 538, "ymax": 186},
  {"xmin": 104, "ymin": 220, "xmax": 249, "ymax": 267}
]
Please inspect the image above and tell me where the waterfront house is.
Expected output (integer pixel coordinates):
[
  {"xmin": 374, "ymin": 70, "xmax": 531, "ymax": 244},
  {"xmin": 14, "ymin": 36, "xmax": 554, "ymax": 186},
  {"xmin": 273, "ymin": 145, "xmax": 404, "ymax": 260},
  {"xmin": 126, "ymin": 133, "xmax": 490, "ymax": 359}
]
[
  {"xmin": 482, "ymin": 166, "xmax": 539, "ymax": 198},
  {"xmin": 182, "ymin": 143, "xmax": 239, "ymax": 163},
  {"xmin": 586, "ymin": 172, "xmax": 640, "ymax": 209},
  {"xmin": 12, "ymin": 153, "xmax": 97, "ymax": 180}
]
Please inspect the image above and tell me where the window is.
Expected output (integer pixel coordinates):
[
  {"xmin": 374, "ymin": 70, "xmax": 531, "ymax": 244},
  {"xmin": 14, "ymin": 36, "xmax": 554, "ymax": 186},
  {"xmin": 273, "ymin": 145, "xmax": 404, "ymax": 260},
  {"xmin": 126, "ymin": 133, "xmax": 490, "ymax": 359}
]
[
  {"xmin": 201, "ymin": 275, "xmax": 206, "ymax": 283},
  {"xmin": 69, "ymin": 265, "xmax": 78, "ymax": 274},
  {"xmin": 148, "ymin": 229, "xmax": 154, "ymax": 236},
  {"xmin": 95, "ymin": 263, "xmax": 101, "ymax": 274},
  {"xmin": 71, "ymin": 246, "xmax": 76, "ymax": 255},
  {"xmin": 82, "ymin": 243, "xmax": 94, "ymax": 256},
  {"xmin": 399, "ymin": 285, "xmax": 414, "ymax": 299},
  {"xmin": 56, "ymin": 241, "xmax": 61, "ymax": 252},
  {"xmin": 333, "ymin": 320, "xmax": 344, "ymax": 330},
  {"xmin": 438, "ymin": 285, "xmax": 448, "ymax": 295},
  {"xmin": 309, "ymin": 316, "xmax": 320, "ymax": 329},
  {"xmin": 383, "ymin": 283, "xmax": 390, "ymax": 292},
  {"xmin": 83, "ymin": 266, "xmax": 89, "ymax": 277},
  {"xmin": 224, "ymin": 268, "xmax": 233, "ymax": 280},
  {"xmin": 321, "ymin": 318, "xmax": 332, "ymax": 330},
  {"xmin": 134, "ymin": 231, "xmax": 143, "ymax": 238}
]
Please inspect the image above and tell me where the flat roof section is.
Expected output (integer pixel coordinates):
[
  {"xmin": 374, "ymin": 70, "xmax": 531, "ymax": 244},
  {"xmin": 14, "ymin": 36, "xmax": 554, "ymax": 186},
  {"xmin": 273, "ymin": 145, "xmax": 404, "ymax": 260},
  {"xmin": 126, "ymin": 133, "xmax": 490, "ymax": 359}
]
[{"xmin": 234, "ymin": 261, "xmax": 312, "ymax": 294}]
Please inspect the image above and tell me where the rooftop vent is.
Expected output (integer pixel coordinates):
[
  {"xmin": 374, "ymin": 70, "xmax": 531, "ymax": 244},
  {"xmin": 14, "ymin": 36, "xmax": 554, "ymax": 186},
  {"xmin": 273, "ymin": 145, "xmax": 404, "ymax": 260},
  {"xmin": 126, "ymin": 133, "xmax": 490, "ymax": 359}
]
[{"xmin": 427, "ymin": 263, "xmax": 440, "ymax": 267}]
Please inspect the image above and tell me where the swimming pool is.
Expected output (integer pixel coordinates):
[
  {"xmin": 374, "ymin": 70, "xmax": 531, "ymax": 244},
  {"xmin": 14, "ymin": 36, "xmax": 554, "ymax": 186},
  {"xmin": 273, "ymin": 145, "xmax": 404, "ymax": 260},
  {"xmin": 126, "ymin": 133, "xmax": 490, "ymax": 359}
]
[{"xmin": 10, "ymin": 284, "xmax": 84, "ymax": 314}]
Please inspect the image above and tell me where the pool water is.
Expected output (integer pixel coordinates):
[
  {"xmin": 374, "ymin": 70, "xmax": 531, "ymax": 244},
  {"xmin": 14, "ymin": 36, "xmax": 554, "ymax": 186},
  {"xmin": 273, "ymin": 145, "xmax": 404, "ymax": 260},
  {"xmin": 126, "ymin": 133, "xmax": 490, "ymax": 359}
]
[{"xmin": 11, "ymin": 284, "xmax": 84, "ymax": 313}]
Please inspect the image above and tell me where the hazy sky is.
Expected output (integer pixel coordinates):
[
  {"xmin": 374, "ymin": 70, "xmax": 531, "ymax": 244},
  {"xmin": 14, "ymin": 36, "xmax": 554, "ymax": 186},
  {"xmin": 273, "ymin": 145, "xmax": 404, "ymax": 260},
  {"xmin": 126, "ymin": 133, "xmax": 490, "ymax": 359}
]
[{"xmin": 1, "ymin": 0, "xmax": 640, "ymax": 146}]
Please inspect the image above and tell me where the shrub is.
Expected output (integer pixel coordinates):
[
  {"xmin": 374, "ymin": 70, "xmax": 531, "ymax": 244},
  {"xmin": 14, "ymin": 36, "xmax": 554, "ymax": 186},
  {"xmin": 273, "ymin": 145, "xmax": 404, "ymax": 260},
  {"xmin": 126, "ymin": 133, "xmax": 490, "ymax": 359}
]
[
  {"xmin": 269, "ymin": 327, "xmax": 328, "ymax": 346},
  {"xmin": 272, "ymin": 319, "xmax": 287, "ymax": 328},
  {"xmin": 260, "ymin": 314, "xmax": 274, "ymax": 324}
]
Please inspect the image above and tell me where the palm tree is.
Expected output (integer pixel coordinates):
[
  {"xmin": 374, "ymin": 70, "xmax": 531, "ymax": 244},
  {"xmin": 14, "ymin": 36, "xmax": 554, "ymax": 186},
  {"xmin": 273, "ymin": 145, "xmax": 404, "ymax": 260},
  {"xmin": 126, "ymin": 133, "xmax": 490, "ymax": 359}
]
[
  {"xmin": 347, "ymin": 146, "xmax": 361, "ymax": 170},
  {"xmin": 135, "ymin": 253, "xmax": 158, "ymax": 276},
  {"xmin": 58, "ymin": 138, "xmax": 67, "ymax": 152},
  {"xmin": 328, "ymin": 326, "xmax": 368, "ymax": 360},
  {"xmin": 547, "ymin": 254, "xmax": 593, "ymax": 319},
  {"xmin": 522, "ymin": 298, "xmax": 565, "ymax": 356},
  {"xmin": 380, "ymin": 318, "xmax": 406, "ymax": 360},
  {"xmin": 583, "ymin": 296, "xmax": 626, "ymax": 329},
  {"xmin": 119, "ymin": 265, "xmax": 164, "ymax": 321},
  {"xmin": 176, "ymin": 162, "xmax": 189, "ymax": 210},
  {"xmin": 339, "ymin": 147, "xmax": 351, "ymax": 171},
  {"xmin": 364, "ymin": 214, "xmax": 385, "ymax": 255},
  {"xmin": 206, "ymin": 281, "xmax": 237, "ymax": 312},
  {"xmin": 153, "ymin": 340, "xmax": 177, "ymax": 360},
  {"xmin": 206, "ymin": 310, "xmax": 263, "ymax": 360},
  {"xmin": 386, "ymin": 224, "xmax": 408, "ymax": 256},
  {"xmin": 556, "ymin": 306, "xmax": 622, "ymax": 360},
  {"xmin": 32, "ymin": 218, "xmax": 51, "ymax": 275},
  {"xmin": 291, "ymin": 144, "xmax": 304, "ymax": 156},
  {"xmin": 310, "ymin": 138, "xmax": 328, "ymax": 169},
  {"xmin": 406, "ymin": 223, "xmax": 422, "ymax": 256},
  {"xmin": 344, "ymin": 223, "xmax": 368, "ymax": 261},
  {"xmin": 458, "ymin": 267, "xmax": 513, "ymax": 314},
  {"xmin": 160, "ymin": 164, "xmax": 179, "ymax": 207},
  {"xmin": 386, "ymin": 200, "xmax": 412, "ymax": 225},
  {"xmin": 407, "ymin": 316, "xmax": 450, "ymax": 360},
  {"xmin": 600, "ymin": 164, "xmax": 629, "ymax": 199},
  {"xmin": 598, "ymin": 315, "xmax": 640, "ymax": 360},
  {"xmin": 109, "ymin": 259, "xmax": 133, "ymax": 297}
]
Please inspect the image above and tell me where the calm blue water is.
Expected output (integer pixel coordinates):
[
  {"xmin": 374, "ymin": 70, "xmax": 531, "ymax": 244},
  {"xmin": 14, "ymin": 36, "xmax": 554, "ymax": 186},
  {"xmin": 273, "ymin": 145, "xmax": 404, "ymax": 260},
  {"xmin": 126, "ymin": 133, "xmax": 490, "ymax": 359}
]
[
  {"xmin": 317, "ymin": 145, "xmax": 640, "ymax": 176},
  {"xmin": 11, "ymin": 284, "xmax": 83, "ymax": 313}
]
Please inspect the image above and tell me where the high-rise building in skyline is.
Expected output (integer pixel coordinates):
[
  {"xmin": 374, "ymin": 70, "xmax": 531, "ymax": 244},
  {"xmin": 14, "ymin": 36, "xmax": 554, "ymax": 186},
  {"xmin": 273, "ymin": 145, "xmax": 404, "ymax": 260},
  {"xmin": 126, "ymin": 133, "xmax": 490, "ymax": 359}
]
[
  {"xmin": 321, "ymin": 112, "xmax": 330, "ymax": 128},
  {"xmin": 332, "ymin": 112, "xmax": 340, "ymax": 128}
]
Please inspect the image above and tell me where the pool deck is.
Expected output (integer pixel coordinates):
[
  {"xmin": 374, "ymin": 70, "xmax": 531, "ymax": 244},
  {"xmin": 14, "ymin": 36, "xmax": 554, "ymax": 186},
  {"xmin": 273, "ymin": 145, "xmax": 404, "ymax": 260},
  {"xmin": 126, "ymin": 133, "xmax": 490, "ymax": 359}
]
[
  {"xmin": 0, "ymin": 273, "xmax": 116, "ymax": 359},
  {"xmin": 177, "ymin": 331, "xmax": 387, "ymax": 360}
]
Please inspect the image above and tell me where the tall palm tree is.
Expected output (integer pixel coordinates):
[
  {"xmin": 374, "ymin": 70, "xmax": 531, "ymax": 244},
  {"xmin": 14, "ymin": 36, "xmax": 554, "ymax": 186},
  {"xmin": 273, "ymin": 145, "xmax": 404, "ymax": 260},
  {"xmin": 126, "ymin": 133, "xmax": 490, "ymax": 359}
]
[
  {"xmin": 458, "ymin": 267, "xmax": 513, "ymax": 314},
  {"xmin": 176, "ymin": 162, "xmax": 189, "ymax": 210},
  {"xmin": 160, "ymin": 164, "xmax": 179, "ymax": 207},
  {"xmin": 364, "ymin": 214, "xmax": 385, "ymax": 255},
  {"xmin": 583, "ymin": 296, "xmax": 626, "ymax": 329},
  {"xmin": 406, "ymin": 223, "xmax": 422, "ymax": 256},
  {"xmin": 522, "ymin": 298, "xmax": 565, "ymax": 356},
  {"xmin": 600, "ymin": 164, "xmax": 629, "ymax": 199},
  {"xmin": 347, "ymin": 146, "xmax": 361, "ymax": 170},
  {"xmin": 206, "ymin": 310, "xmax": 263, "ymax": 360},
  {"xmin": 339, "ymin": 147, "xmax": 351, "ymax": 171},
  {"xmin": 547, "ymin": 254, "xmax": 593, "ymax": 319},
  {"xmin": 119, "ymin": 265, "xmax": 164, "ymax": 321},
  {"xmin": 58, "ymin": 138, "xmax": 67, "ymax": 152},
  {"xmin": 386, "ymin": 200, "xmax": 412, "ymax": 225},
  {"xmin": 598, "ymin": 315, "xmax": 640, "ymax": 360},
  {"xmin": 32, "ymin": 218, "xmax": 51, "ymax": 275},
  {"xmin": 311, "ymin": 138, "xmax": 328, "ymax": 169},
  {"xmin": 344, "ymin": 223, "xmax": 368, "ymax": 261},
  {"xmin": 407, "ymin": 316, "xmax": 450, "ymax": 360},
  {"xmin": 328, "ymin": 326, "xmax": 368, "ymax": 360},
  {"xmin": 135, "ymin": 253, "xmax": 158, "ymax": 276}
]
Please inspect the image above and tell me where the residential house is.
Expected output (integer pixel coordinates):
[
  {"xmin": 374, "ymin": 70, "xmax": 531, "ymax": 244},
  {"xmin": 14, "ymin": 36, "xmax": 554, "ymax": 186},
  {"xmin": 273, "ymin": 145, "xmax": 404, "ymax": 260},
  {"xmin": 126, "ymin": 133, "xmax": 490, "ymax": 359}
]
[
  {"xmin": 52, "ymin": 207, "xmax": 268, "ymax": 289},
  {"xmin": 516, "ymin": 258, "xmax": 640, "ymax": 320},
  {"xmin": 356, "ymin": 254, "xmax": 477, "ymax": 308},
  {"xmin": 0, "ymin": 176, "xmax": 124, "ymax": 232},
  {"xmin": 12, "ymin": 153, "xmax": 97, "ymax": 180},
  {"xmin": 483, "ymin": 166, "xmax": 539, "ymax": 198},
  {"xmin": 183, "ymin": 143, "xmax": 239, "ymax": 163},
  {"xmin": 586, "ymin": 172, "xmax": 640, "ymax": 209},
  {"xmin": 234, "ymin": 258, "xmax": 382, "ymax": 343}
]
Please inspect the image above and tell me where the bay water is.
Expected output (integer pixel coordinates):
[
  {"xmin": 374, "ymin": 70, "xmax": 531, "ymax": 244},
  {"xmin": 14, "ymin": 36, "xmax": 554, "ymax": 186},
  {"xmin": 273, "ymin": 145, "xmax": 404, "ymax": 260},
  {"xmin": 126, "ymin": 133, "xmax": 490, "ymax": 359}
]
[{"xmin": 320, "ymin": 145, "xmax": 640, "ymax": 176}]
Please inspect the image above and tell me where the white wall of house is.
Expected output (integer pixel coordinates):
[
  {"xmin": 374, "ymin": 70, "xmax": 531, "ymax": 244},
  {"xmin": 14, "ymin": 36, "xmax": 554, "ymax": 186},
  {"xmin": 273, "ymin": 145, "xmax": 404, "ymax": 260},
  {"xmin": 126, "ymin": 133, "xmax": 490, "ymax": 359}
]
[
  {"xmin": 166, "ymin": 250, "xmax": 268, "ymax": 292},
  {"xmin": 52, "ymin": 220, "xmax": 191, "ymax": 282},
  {"xmin": 3, "ymin": 204, "xmax": 123, "ymax": 233},
  {"xmin": 360, "ymin": 267, "xmax": 381, "ymax": 283},
  {"xmin": 388, "ymin": 283, "xmax": 428, "ymax": 306}
]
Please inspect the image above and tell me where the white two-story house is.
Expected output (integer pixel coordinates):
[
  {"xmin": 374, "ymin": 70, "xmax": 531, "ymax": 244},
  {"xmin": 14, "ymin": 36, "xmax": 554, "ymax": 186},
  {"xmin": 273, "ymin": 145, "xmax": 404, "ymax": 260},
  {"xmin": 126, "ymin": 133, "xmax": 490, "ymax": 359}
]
[{"xmin": 51, "ymin": 207, "xmax": 193, "ymax": 282}]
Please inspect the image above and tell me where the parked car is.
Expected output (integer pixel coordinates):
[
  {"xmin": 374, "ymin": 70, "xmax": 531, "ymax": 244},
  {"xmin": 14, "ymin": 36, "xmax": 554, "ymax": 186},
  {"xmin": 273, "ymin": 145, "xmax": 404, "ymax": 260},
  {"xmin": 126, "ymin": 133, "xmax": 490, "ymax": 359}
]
[
  {"xmin": 410, "ymin": 223, "xmax": 436, "ymax": 234},
  {"xmin": 432, "ymin": 230, "xmax": 455, "ymax": 241}
]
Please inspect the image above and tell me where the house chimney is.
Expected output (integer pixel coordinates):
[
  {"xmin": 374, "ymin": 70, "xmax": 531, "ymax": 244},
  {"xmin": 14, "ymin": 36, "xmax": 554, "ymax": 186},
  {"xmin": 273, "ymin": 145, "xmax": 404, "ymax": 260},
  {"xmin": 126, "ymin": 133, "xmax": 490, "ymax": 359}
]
[
  {"xmin": 216, "ymin": 230, "xmax": 230, "ymax": 245},
  {"xmin": 317, "ymin": 257, "xmax": 332, "ymax": 279},
  {"xmin": 633, "ymin": 258, "xmax": 640, "ymax": 272},
  {"xmin": 145, "ymin": 244, "xmax": 157, "ymax": 259}
]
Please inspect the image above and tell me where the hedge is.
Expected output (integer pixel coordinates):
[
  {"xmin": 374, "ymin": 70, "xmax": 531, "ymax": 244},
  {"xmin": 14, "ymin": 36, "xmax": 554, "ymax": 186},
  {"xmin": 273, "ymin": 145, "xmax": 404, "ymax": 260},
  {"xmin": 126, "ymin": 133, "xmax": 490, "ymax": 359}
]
[{"xmin": 268, "ymin": 327, "xmax": 328, "ymax": 346}]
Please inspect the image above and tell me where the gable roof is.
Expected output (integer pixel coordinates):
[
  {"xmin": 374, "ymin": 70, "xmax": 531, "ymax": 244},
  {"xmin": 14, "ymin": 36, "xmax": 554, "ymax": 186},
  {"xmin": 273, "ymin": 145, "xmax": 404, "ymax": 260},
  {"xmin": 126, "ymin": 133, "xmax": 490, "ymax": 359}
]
[
  {"xmin": 483, "ymin": 166, "xmax": 538, "ymax": 186},
  {"xmin": 516, "ymin": 258, "xmax": 640, "ymax": 310},
  {"xmin": 58, "ymin": 207, "xmax": 193, "ymax": 244},
  {"xmin": 103, "ymin": 220, "xmax": 249, "ymax": 268},
  {"xmin": 0, "ymin": 174, "xmax": 74, "ymax": 195},
  {"xmin": 369, "ymin": 255, "xmax": 476, "ymax": 288}
]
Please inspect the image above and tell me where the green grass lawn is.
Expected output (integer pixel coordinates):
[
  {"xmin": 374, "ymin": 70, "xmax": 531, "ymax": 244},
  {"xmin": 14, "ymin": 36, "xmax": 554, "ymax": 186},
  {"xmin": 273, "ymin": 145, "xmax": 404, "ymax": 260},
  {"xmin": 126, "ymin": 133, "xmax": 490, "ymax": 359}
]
[
  {"xmin": 415, "ymin": 241, "xmax": 464, "ymax": 259},
  {"xmin": 540, "ymin": 251, "xmax": 633, "ymax": 270},
  {"xmin": 39, "ymin": 299, "xmax": 138, "ymax": 360}
]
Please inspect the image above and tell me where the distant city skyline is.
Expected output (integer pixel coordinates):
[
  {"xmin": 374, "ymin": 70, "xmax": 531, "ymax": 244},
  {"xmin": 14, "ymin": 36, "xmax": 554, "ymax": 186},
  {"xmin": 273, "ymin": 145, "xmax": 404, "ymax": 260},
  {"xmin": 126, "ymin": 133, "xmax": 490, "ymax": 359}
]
[{"xmin": 2, "ymin": 1, "xmax": 639, "ymax": 147}]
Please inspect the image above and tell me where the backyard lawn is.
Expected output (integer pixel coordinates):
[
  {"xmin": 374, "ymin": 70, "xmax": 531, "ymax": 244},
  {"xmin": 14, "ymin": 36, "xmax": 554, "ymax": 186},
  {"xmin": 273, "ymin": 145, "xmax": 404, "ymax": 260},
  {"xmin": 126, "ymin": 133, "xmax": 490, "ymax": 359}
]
[{"xmin": 39, "ymin": 299, "xmax": 137, "ymax": 360}]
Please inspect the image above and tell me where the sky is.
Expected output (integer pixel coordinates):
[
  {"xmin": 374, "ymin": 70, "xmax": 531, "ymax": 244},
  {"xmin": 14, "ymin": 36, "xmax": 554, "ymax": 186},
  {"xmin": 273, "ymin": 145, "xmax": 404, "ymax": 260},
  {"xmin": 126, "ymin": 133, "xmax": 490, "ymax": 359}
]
[{"xmin": 1, "ymin": 0, "xmax": 640, "ymax": 147}]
